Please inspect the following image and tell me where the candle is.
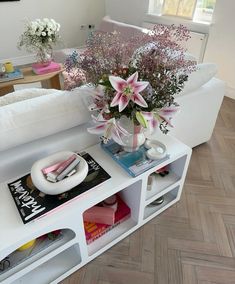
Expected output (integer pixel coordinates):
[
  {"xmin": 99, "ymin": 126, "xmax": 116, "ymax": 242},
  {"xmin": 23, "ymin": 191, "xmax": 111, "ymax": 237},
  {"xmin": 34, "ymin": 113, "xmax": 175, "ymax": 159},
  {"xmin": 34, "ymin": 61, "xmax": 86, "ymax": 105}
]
[{"xmin": 4, "ymin": 62, "xmax": 14, "ymax": 73}]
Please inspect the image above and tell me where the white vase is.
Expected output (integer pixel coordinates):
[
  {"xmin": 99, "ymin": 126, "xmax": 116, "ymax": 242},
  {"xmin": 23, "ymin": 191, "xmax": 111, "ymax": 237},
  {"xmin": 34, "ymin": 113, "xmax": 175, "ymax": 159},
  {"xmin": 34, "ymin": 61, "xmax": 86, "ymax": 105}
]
[{"xmin": 118, "ymin": 116, "xmax": 146, "ymax": 152}]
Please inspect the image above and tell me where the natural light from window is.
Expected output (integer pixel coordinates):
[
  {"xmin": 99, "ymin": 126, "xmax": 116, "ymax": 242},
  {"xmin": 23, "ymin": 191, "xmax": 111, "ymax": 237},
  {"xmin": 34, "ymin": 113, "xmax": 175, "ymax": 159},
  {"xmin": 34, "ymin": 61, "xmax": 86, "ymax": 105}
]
[{"xmin": 149, "ymin": 0, "xmax": 216, "ymax": 24}]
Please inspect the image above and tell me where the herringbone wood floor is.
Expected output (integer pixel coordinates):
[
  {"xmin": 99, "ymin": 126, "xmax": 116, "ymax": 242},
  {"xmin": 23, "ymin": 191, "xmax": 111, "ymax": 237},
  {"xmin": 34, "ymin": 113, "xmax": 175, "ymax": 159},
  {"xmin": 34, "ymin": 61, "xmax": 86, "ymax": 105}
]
[{"xmin": 61, "ymin": 97, "xmax": 235, "ymax": 284}]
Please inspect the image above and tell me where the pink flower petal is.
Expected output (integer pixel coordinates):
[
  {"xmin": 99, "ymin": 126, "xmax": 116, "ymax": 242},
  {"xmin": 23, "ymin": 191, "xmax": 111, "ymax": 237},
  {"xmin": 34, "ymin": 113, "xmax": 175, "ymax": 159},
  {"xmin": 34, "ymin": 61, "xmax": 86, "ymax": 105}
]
[
  {"xmin": 159, "ymin": 107, "xmax": 179, "ymax": 115},
  {"xmin": 109, "ymin": 76, "xmax": 127, "ymax": 92},
  {"xmin": 133, "ymin": 81, "xmax": 149, "ymax": 93},
  {"xmin": 87, "ymin": 124, "xmax": 106, "ymax": 134},
  {"xmin": 151, "ymin": 118, "xmax": 158, "ymax": 129},
  {"xmin": 119, "ymin": 94, "xmax": 130, "ymax": 112},
  {"xmin": 110, "ymin": 92, "xmax": 122, "ymax": 107},
  {"xmin": 141, "ymin": 111, "xmax": 153, "ymax": 119},
  {"xmin": 127, "ymin": 72, "xmax": 138, "ymax": 84},
  {"xmin": 131, "ymin": 93, "xmax": 148, "ymax": 108}
]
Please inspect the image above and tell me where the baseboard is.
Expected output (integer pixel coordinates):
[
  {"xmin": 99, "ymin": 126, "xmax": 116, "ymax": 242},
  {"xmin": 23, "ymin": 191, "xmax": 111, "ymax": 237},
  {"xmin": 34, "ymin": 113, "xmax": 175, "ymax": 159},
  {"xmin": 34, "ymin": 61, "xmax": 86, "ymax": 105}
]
[
  {"xmin": 0, "ymin": 54, "xmax": 35, "ymax": 66},
  {"xmin": 226, "ymin": 86, "xmax": 235, "ymax": 100}
]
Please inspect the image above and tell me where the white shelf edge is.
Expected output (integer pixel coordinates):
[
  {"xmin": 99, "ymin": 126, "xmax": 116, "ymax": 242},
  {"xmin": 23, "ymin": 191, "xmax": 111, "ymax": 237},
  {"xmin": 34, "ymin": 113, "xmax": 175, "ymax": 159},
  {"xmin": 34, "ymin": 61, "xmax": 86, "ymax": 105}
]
[
  {"xmin": 0, "ymin": 232, "xmax": 78, "ymax": 284},
  {"xmin": 50, "ymin": 261, "xmax": 85, "ymax": 284},
  {"xmin": 144, "ymin": 197, "xmax": 180, "ymax": 223},
  {"xmin": 11, "ymin": 244, "xmax": 82, "ymax": 284},
  {"xmin": 87, "ymin": 217, "xmax": 137, "ymax": 257},
  {"xmin": 144, "ymin": 188, "xmax": 181, "ymax": 221},
  {"xmin": 146, "ymin": 171, "xmax": 181, "ymax": 201},
  {"xmin": 145, "ymin": 180, "xmax": 181, "ymax": 206}
]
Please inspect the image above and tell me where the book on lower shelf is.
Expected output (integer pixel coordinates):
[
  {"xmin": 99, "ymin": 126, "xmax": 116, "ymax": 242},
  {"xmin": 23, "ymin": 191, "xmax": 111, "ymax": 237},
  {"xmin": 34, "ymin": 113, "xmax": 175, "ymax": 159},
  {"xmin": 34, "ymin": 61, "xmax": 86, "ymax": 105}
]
[
  {"xmin": 84, "ymin": 195, "xmax": 131, "ymax": 244},
  {"xmin": 0, "ymin": 69, "xmax": 24, "ymax": 83},
  {"xmin": 101, "ymin": 140, "xmax": 170, "ymax": 177},
  {"xmin": 7, "ymin": 152, "xmax": 111, "ymax": 224}
]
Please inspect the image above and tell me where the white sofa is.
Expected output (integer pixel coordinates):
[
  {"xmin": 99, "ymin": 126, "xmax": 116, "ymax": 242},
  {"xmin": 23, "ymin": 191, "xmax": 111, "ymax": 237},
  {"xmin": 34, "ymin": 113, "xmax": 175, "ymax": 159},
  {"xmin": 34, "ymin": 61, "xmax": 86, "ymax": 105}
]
[
  {"xmin": 0, "ymin": 76, "xmax": 224, "ymax": 183},
  {"xmin": 0, "ymin": 17, "xmax": 225, "ymax": 183}
]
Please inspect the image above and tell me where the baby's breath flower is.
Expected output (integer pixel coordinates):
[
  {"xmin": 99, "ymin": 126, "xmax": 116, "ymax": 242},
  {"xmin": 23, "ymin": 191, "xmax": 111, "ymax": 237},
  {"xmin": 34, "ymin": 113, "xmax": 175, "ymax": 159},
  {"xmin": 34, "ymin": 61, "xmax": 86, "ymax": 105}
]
[
  {"xmin": 65, "ymin": 24, "xmax": 196, "ymax": 134},
  {"xmin": 18, "ymin": 18, "xmax": 61, "ymax": 54}
]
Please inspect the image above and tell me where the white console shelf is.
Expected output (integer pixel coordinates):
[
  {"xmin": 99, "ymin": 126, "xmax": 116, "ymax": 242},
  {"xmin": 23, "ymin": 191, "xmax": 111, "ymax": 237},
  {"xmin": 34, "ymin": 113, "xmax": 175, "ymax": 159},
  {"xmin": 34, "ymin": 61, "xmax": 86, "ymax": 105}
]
[{"xmin": 0, "ymin": 134, "xmax": 191, "ymax": 284}]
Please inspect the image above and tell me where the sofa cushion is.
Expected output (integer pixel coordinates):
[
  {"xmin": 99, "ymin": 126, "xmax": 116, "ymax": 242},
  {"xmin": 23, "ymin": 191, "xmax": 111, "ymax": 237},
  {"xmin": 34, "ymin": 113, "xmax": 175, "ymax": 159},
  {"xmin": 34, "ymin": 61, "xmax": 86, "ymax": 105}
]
[
  {"xmin": 0, "ymin": 87, "xmax": 91, "ymax": 151},
  {"xmin": 0, "ymin": 88, "xmax": 59, "ymax": 107},
  {"xmin": 180, "ymin": 63, "xmax": 217, "ymax": 96}
]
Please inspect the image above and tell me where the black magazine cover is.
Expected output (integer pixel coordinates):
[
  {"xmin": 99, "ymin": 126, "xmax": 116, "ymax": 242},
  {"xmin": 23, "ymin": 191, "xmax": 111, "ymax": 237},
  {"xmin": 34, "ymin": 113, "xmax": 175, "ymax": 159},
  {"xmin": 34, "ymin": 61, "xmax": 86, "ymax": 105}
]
[{"xmin": 8, "ymin": 153, "xmax": 111, "ymax": 224}]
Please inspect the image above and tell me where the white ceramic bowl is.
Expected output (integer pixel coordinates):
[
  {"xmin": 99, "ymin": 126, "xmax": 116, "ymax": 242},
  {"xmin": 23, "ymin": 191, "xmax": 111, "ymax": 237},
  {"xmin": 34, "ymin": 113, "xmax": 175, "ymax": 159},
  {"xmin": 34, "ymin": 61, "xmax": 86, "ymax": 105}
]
[{"xmin": 31, "ymin": 151, "xmax": 88, "ymax": 195}]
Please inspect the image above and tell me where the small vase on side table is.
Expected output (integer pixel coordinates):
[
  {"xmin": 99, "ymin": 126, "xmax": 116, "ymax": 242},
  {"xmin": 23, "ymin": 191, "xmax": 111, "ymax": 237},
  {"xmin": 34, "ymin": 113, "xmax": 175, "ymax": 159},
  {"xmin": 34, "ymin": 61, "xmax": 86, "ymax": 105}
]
[{"xmin": 35, "ymin": 46, "xmax": 53, "ymax": 68}]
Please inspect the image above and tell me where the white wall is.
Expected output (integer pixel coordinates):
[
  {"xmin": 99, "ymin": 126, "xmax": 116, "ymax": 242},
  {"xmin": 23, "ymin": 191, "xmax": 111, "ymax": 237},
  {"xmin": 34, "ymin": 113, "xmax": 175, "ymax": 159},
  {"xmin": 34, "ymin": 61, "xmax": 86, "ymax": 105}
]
[
  {"xmin": 0, "ymin": 0, "xmax": 105, "ymax": 61},
  {"xmin": 203, "ymin": 0, "xmax": 235, "ymax": 90},
  {"xmin": 105, "ymin": 0, "xmax": 235, "ymax": 91},
  {"xmin": 105, "ymin": 0, "xmax": 149, "ymax": 26}
]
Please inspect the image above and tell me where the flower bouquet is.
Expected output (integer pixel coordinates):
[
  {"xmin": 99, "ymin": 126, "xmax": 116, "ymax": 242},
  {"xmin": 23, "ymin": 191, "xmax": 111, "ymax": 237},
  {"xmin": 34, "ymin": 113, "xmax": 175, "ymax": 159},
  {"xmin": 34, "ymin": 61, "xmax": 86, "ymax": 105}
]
[
  {"xmin": 65, "ymin": 24, "xmax": 196, "ymax": 150},
  {"xmin": 18, "ymin": 18, "xmax": 61, "ymax": 65}
]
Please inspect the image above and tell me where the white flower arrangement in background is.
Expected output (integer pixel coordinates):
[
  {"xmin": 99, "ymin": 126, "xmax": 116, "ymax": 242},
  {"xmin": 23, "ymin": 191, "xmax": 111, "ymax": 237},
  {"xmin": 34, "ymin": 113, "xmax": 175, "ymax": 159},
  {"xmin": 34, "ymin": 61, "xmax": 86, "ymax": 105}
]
[{"xmin": 18, "ymin": 18, "xmax": 61, "ymax": 63}]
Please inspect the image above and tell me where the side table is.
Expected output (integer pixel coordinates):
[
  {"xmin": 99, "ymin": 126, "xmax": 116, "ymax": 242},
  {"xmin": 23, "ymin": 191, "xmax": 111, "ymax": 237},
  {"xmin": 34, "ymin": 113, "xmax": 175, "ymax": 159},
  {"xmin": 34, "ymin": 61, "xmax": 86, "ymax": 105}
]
[
  {"xmin": 0, "ymin": 64, "xmax": 64, "ymax": 96},
  {"xmin": 0, "ymin": 134, "xmax": 192, "ymax": 283}
]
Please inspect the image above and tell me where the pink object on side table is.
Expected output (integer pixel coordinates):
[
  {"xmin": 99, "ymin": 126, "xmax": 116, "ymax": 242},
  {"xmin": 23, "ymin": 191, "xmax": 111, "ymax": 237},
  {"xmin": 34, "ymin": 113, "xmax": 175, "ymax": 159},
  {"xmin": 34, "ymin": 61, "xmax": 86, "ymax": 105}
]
[
  {"xmin": 41, "ymin": 154, "xmax": 76, "ymax": 175},
  {"xmin": 32, "ymin": 61, "xmax": 61, "ymax": 75}
]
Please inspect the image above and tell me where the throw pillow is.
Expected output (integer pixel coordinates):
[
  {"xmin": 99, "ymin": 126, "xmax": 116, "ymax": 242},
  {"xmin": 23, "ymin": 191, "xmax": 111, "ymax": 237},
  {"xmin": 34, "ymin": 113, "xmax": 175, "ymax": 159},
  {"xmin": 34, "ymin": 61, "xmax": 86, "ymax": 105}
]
[
  {"xmin": 180, "ymin": 63, "xmax": 217, "ymax": 95},
  {"xmin": 0, "ymin": 87, "xmax": 91, "ymax": 151}
]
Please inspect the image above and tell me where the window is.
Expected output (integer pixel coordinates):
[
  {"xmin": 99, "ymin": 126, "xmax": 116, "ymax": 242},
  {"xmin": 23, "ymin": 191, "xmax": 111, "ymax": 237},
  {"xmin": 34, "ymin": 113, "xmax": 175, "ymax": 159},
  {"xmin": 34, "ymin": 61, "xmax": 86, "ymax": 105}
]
[{"xmin": 149, "ymin": 0, "xmax": 216, "ymax": 23}]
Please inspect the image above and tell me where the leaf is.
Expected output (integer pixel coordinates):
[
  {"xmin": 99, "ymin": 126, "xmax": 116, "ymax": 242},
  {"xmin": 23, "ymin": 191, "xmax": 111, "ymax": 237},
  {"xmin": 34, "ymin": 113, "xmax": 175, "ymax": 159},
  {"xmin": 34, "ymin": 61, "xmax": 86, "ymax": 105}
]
[{"xmin": 136, "ymin": 112, "xmax": 148, "ymax": 128}]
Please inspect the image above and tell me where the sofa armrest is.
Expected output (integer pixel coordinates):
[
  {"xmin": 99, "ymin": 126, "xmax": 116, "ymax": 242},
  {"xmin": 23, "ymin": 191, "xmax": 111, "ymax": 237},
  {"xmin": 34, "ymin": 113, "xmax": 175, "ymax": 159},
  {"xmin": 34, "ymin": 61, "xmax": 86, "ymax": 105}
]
[{"xmin": 171, "ymin": 77, "xmax": 225, "ymax": 147}]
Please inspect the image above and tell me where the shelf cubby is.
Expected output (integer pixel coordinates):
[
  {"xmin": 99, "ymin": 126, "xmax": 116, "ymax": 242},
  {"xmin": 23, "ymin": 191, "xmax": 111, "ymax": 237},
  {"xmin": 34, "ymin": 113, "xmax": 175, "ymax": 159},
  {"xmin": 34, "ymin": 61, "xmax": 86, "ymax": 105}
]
[
  {"xmin": 11, "ymin": 244, "xmax": 81, "ymax": 284},
  {"xmin": 144, "ymin": 185, "xmax": 180, "ymax": 220},
  {"xmin": 146, "ymin": 155, "xmax": 187, "ymax": 201},
  {"xmin": 85, "ymin": 180, "xmax": 142, "ymax": 256},
  {"xmin": 0, "ymin": 229, "xmax": 76, "ymax": 283}
]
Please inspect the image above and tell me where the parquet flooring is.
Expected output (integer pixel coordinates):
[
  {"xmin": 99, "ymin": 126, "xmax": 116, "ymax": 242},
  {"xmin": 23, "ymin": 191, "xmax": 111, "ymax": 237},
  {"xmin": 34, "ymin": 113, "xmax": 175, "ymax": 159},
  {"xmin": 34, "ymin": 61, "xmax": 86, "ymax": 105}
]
[{"xmin": 61, "ymin": 97, "xmax": 235, "ymax": 284}]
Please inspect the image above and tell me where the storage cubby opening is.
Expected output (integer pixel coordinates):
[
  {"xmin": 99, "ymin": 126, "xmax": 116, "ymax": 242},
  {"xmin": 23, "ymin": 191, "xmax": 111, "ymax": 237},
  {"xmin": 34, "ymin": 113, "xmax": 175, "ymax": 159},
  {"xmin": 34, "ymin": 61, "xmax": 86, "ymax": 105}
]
[
  {"xmin": 11, "ymin": 244, "xmax": 81, "ymax": 284},
  {"xmin": 83, "ymin": 180, "xmax": 142, "ymax": 256},
  {"xmin": 146, "ymin": 155, "xmax": 187, "ymax": 201},
  {"xmin": 144, "ymin": 185, "xmax": 180, "ymax": 220},
  {"xmin": 0, "ymin": 228, "xmax": 76, "ymax": 282}
]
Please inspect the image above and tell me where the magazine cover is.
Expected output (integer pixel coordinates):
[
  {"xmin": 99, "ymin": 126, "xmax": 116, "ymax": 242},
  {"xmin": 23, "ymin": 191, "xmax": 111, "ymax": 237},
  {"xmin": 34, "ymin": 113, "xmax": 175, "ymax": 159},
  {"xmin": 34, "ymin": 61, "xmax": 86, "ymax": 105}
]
[
  {"xmin": 8, "ymin": 153, "xmax": 111, "ymax": 224},
  {"xmin": 101, "ymin": 140, "xmax": 170, "ymax": 177},
  {"xmin": 84, "ymin": 195, "xmax": 131, "ymax": 244},
  {"xmin": 0, "ymin": 69, "xmax": 24, "ymax": 83}
]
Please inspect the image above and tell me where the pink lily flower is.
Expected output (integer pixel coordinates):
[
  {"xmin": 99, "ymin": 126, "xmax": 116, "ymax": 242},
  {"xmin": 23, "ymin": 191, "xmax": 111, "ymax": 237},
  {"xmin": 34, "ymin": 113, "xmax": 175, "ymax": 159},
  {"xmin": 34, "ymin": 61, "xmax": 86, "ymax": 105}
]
[
  {"xmin": 142, "ymin": 106, "xmax": 179, "ymax": 133},
  {"xmin": 88, "ymin": 86, "xmax": 110, "ymax": 116},
  {"xmin": 109, "ymin": 72, "xmax": 149, "ymax": 112},
  {"xmin": 87, "ymin": 115, "xmax": 130, "ymax": 145},
  {"xmin": 157, "ymin": 106, "xmax": 179, "ymax": 127},
  {"xmin": 141, "ymin": 112, "xmax": 159, "ymax": 134}
]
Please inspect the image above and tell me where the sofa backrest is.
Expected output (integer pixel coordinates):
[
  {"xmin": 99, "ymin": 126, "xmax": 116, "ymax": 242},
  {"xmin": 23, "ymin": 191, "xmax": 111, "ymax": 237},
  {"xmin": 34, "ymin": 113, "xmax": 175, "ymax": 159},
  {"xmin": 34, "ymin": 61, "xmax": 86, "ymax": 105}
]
[
  {"xmin": 0, "ymin": 86, "xmax": 94, "ymax": 152},
  {"xmin": 99, "ymin": 16, "xmax": 147, "ymax": 39}
]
